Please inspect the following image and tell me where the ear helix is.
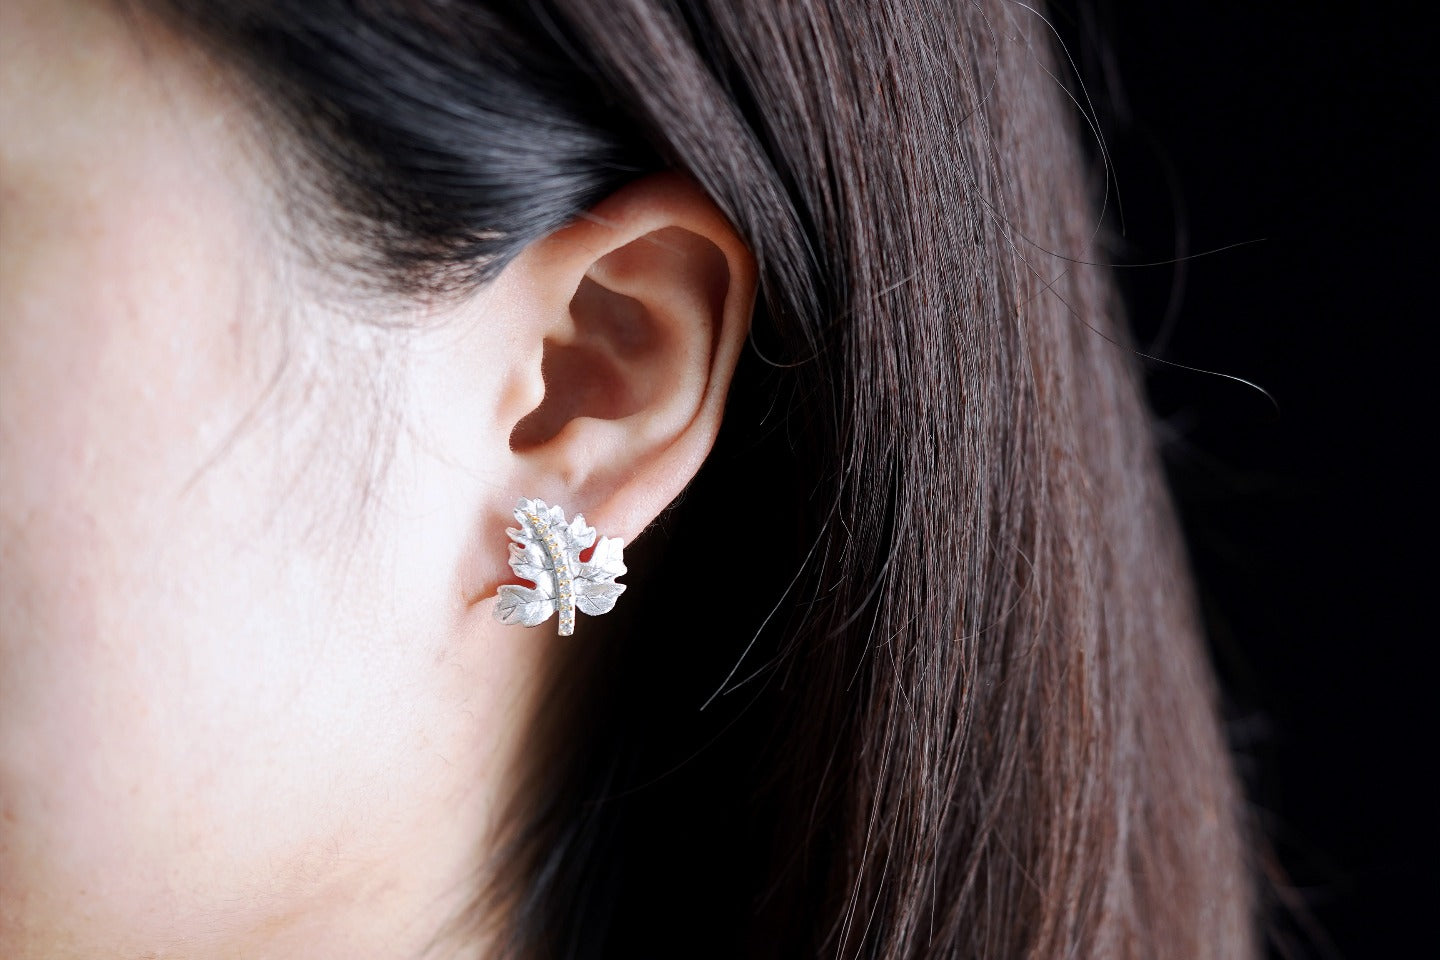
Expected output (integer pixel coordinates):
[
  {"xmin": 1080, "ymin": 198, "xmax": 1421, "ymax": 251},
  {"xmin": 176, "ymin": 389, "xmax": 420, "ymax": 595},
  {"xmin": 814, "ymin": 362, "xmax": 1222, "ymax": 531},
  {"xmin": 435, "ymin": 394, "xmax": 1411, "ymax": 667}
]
[{"xmin": 492, "ymin": 498, "xmax": 627, "ymax": 636}]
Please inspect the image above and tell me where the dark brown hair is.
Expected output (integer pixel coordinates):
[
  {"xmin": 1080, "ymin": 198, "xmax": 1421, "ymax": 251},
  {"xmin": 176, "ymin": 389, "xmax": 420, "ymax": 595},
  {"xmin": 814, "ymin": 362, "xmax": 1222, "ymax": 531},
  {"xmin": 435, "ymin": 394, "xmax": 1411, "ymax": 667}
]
[{"xmin": 149, "ymin": 0, "xmax": 1256, "ymax": 956}]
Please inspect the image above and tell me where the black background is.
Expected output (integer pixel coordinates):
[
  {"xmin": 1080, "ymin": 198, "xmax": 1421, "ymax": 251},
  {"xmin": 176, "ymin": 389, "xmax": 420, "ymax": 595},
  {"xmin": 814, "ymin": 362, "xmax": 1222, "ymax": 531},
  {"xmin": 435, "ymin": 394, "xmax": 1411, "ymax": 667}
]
[{"xmin": 1056, "ymin": 2, "xmax": 1433, "ymax": 956}]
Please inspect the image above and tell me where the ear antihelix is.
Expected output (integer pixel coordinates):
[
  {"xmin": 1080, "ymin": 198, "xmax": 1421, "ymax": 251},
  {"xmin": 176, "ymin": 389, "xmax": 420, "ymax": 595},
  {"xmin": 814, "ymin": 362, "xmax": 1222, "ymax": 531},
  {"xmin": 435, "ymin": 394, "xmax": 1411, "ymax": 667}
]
[{"xmin": 491, "ymin": 497, "xmax": 627, "ymax": 636}]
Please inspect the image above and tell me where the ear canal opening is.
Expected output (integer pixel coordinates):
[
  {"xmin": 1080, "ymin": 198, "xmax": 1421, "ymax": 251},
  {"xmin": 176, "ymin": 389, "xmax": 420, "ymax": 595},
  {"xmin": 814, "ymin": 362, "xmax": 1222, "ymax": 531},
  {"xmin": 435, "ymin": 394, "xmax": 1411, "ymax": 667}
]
[{"xmin": 508, "ymin": 276, "xmax": 658, "ymax": 451}]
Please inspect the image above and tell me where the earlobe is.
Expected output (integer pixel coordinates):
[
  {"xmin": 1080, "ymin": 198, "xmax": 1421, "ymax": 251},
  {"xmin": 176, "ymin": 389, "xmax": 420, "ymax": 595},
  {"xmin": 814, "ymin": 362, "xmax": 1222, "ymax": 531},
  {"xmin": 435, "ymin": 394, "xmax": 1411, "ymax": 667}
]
[{"xmin": 502, "ymin": 173, "xmax": 755, "ymax": 546}]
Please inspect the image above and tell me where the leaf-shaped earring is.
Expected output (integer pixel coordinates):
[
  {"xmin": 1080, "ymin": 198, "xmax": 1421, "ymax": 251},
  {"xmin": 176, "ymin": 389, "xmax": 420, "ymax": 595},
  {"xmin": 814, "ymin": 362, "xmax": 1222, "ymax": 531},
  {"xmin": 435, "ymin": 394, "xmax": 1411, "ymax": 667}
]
[{"xmin": 492, "ymin": 497, "xmax": 627, "ymax": 636}]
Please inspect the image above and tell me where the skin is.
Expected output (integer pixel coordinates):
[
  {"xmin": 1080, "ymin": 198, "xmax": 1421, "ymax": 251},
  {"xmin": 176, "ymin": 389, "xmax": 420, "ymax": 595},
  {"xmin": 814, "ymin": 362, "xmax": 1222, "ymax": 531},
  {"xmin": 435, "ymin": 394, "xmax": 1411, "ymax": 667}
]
[{"xmin": 0, "ymin": 1, "xmax": 755, "ymax": 957}]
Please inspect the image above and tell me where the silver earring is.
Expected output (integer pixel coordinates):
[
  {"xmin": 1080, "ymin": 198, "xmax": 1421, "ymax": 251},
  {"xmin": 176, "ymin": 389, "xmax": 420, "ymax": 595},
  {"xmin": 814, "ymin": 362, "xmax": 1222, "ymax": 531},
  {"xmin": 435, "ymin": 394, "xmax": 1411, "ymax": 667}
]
[{"xmin": 492, "ymin": 497, "xmax": 627, "ymax": 636}]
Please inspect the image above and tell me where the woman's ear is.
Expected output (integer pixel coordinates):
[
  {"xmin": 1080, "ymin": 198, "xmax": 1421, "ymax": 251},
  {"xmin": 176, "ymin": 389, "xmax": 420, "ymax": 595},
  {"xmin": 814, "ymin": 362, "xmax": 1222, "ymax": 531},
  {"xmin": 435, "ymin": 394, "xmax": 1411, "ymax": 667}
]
[{"xmin": 497, "ymin": 172, "xmax": 756, "ymax": 547}]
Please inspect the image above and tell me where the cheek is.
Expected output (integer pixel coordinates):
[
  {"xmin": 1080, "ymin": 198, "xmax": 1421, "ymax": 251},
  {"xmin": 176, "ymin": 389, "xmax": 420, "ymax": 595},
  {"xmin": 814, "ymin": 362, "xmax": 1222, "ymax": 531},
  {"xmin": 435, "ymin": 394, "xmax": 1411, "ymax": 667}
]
[
  {"xmin": 0, "ymin": 7, "xmax": 529, "ymax": 947},
  {"xmin": 0, "ymin": 255, "xmax": 313, "ymax": 918},
  {"xmin": 0, "ymin": 133, "xmax": 455, "ymax": 945},
  {"xmin": 0, "ymin": 283, "xmax": 465, "ymax": 938}
]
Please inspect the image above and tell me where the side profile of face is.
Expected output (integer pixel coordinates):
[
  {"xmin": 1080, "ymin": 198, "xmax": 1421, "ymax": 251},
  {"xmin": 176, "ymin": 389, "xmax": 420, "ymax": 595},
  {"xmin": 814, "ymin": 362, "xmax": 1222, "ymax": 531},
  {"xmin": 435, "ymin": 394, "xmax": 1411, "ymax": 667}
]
[{"xmin": 0, "ymin": 1, "xmax": 754, "ymax": 956}]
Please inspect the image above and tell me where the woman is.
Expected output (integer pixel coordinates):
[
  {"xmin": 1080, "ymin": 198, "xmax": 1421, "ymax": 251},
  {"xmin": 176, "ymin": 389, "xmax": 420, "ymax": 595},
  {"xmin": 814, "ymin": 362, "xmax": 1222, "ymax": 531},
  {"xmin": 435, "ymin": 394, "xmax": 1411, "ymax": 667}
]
[{"xmin": 0, "ymin": 0, "xmax": 1255, "ymax": 957}]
